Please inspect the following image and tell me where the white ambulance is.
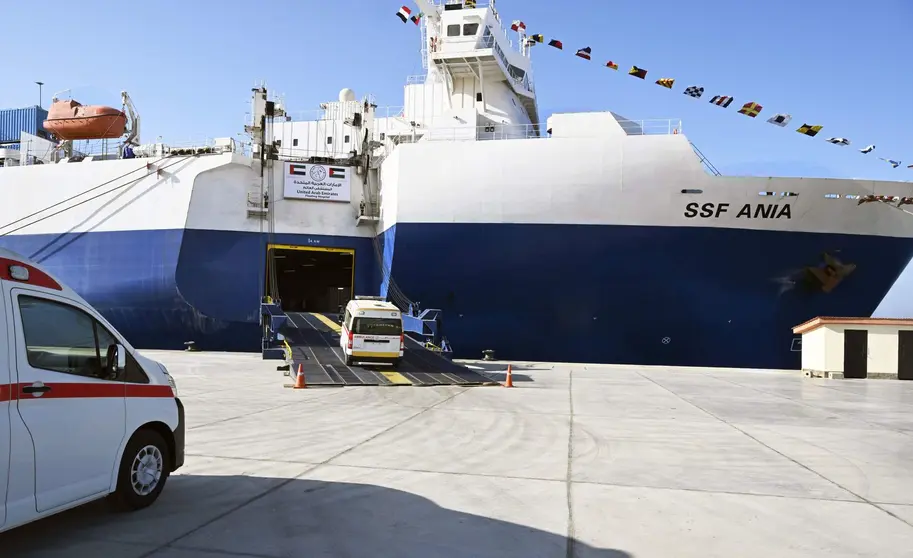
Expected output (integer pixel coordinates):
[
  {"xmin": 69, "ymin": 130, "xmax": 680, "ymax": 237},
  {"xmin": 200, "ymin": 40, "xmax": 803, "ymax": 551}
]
[
  {"xmin": 340, "ymin": 296, "xmax": 405, "ymax": 367},
  {"xmin": 0, "ymin": 249, "xmax": 184, "ymax": 533}
]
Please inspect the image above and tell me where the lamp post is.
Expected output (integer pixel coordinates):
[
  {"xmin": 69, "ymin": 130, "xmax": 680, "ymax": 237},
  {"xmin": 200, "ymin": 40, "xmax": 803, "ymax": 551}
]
[{"xmin": 35, "ymin": 82, "xmax": 44, "ymax": 108}]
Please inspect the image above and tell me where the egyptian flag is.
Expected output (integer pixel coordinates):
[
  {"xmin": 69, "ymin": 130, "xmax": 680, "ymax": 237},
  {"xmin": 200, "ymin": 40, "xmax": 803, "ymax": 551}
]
[
  {"xmin": 576, "ymin": 47, "xmax": 592, "ymax": 60},
  {"xmin": 396, "ymin": 5, "xmax": 411, "ymax": 22}
]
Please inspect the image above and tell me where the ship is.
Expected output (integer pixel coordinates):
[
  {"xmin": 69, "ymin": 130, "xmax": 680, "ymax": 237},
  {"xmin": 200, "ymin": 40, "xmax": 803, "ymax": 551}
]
[{"xmin": 1, "ymin": 0, "xmax": 912, "ymax": 370}]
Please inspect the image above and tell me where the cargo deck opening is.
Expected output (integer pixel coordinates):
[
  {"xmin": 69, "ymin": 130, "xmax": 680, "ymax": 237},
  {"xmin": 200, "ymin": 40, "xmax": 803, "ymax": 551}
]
[{"xmin": 267, "ymin": 244, "xmax": 353, "ymax": 313}]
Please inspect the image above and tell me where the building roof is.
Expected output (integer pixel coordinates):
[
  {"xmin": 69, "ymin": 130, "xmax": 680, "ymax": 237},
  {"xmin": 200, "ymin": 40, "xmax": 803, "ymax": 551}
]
[{"xmin": 792, "ymin": 316, "xmax": 913, "ymax": 335}]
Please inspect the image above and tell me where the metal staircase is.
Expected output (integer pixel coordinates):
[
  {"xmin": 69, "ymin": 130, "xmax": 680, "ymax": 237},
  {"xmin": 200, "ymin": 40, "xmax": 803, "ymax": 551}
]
[{"xmin": 690, "ymin": 141, "xmax": 721, "ymax": 176}]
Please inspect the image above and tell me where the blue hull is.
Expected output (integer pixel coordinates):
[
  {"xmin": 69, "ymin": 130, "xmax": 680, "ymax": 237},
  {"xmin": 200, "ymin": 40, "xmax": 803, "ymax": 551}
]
[
  {"xmin": 381, "ymin": 223, "xmax": 913, "ymax": 370},
  {"xmin": 2, "ymin": 223, "xmax": 911, "ymax": 370},
  {"xmin": 0, "ymin": 229, "xmax": 380, "ymax": 353}
]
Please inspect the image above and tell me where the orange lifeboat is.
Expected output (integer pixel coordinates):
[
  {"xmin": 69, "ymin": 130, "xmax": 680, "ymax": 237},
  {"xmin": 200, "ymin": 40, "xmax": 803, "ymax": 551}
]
[{"xmin": 43, "ymin": 98, "xmax": 127, "ymax": 140}]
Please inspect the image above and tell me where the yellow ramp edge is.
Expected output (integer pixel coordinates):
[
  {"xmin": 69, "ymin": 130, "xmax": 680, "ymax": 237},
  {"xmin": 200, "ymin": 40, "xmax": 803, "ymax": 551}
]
[
  {"xmin": 380, "ymin": 371, "xmax": 412, "ymax": 385},
  {"xmin": 311, "ymin": 313, "xmax": 342, "ymax": 333}
]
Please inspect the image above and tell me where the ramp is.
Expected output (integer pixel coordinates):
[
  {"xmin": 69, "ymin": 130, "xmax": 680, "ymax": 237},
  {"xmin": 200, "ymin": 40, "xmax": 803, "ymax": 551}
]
[{"xmin": 283, "ymin": 312, "xmax": 496, "ymax": 387}]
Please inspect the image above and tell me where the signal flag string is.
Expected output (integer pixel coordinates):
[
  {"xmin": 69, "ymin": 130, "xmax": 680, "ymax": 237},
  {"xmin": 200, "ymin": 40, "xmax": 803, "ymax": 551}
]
[{"xmin": 393, "ymin": 6, "xmax": 907, "ymax": 173}]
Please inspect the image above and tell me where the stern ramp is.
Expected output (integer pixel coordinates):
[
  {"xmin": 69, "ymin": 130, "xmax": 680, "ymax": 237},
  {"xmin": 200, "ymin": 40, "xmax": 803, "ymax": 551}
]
[{"xmin": 282, "ymin": 312, "xmax": 494, "ymax": 387}]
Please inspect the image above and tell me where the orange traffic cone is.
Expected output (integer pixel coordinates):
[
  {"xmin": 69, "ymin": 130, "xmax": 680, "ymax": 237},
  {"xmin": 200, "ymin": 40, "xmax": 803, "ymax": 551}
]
[
  {"xmin": 294, "ymin": 364, "xmax": 307, "ymax": 389},
  {"xmin": 503, "ymin": 364, "xmax": 514, "ymax": 388}
]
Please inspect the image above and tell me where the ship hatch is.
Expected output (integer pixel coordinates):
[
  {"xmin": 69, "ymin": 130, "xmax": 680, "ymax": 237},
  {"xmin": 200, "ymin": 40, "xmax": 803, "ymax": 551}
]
[{"xmin": 266, "ymin": 244, "xmax": 354, "ymax": 313}]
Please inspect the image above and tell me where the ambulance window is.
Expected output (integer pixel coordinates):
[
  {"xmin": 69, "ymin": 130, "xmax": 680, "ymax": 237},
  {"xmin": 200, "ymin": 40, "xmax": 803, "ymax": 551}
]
[
  {"xmin": 18, "ymin": 296, "xmax": 108, "ymax": 378},
  {"xmin": 353, "ymin": 317, "xmax": 402, "ymax": 336},
  {"xmin": 92, "ymin": 319, "xmax": 149, "ymax": 383}
]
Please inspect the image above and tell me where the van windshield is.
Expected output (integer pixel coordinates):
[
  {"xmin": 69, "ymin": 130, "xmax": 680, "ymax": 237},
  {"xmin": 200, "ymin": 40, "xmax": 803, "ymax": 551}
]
[{"xmin": 353, "ymin": 318, "xmax": 402, "ymax": 336}]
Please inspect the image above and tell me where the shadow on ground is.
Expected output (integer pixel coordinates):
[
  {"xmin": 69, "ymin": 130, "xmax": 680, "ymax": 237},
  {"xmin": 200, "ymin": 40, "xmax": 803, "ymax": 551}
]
[
  {"xmin": 0, "ymin": 475, "xmax": 631, "ymax": 558},
  {"xmin": 460, "ymin": 361, "xmax": 545, "ymax": 382}
]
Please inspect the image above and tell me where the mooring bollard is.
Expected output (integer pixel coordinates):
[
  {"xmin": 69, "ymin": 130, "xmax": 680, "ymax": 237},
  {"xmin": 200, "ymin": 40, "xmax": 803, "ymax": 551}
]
[{"xmin": 482, "ymin": 349, "xmax": 496, "ymax": 361}]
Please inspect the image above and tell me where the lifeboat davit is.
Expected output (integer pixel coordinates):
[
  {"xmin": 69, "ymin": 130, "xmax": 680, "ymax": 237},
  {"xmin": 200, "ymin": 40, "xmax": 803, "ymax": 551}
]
[{"xmin": 43, "ymin": 98, "xmax": 127, "ymax": 140}]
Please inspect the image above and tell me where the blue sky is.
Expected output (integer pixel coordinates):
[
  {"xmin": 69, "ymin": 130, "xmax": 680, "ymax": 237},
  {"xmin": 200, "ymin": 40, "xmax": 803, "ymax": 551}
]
[
  {"xmin": 2, "ymin": 0, "xmax": 909, "ymax": 179},
  {"xmin": 3, "ymin": 0, "xmax": 913, "ymax": 312}
]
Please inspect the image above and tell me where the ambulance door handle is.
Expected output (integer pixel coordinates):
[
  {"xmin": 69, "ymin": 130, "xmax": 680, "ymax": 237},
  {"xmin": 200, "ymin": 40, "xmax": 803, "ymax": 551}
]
[{"xmin": 22, "ymin": 383, "xmax": 51, "ymax": 395}]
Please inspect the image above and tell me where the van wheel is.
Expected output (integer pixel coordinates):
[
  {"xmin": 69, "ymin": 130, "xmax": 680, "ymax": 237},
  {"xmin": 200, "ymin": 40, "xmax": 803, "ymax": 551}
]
[
  {"xmin": 391, "ymin": 358, "xmax": 401, "ymax": 369},
  {"xmin": 109, "ymin": 429, "xmax": 171, "ymax": 512},
  {"xmin": 344, "ymin": 355, "xmax": 353, "ymax": 366}
]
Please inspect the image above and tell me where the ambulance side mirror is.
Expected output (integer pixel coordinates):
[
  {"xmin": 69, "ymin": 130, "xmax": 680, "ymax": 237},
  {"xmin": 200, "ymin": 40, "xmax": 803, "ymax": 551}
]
[{"xmin": 105, "ymin": 343, "xmax": 127, "ymax": 379}]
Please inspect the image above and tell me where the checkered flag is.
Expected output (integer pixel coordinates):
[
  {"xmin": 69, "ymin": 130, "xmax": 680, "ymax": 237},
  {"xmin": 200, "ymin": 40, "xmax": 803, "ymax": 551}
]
[{"xmin": 683, "ymin": 86, "xmax": 704, "ymax": 98}]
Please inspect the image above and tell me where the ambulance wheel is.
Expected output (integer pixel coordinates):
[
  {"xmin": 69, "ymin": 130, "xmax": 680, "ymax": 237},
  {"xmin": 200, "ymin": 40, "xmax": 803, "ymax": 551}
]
[{"xmin": 110, "ymin": 428, "xmax": 171, "ymax": 512}]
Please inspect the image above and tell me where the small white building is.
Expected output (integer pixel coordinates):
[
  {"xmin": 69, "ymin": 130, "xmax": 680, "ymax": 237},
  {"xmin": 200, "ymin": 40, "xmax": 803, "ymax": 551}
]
[{"xmin": 793, "ymin": 317, "xmax": 913, "ymax": 380}]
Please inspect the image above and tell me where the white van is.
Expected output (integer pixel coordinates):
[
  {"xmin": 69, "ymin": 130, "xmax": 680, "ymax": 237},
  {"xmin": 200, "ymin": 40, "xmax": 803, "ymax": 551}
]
[
  {"xmin": 0, "ymin": 249, "xmax": 184, "ymax": 534},
  {"xmin": 340, "ymin": 297, "xmax": 405, "ymax": 367}
]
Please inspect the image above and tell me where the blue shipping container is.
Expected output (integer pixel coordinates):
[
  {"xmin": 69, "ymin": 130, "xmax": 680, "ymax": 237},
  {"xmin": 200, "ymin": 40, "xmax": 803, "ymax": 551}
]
[{"xmin": 0, "ymin": 106, "xmax": 50, "ymax": 143}]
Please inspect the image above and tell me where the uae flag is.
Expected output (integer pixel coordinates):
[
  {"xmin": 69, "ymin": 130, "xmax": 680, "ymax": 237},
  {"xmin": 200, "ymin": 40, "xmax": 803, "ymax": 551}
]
[
  {"xmin": 329, "ymin": 167, "xmax": 347, "ymax": 179},
  {"xmin": 396, "ymin": 5, "xmax": 411, "ymax": 22},
  {"xmin": 289, "ymin": 164, "xmax": 307, "ymax": 176}
]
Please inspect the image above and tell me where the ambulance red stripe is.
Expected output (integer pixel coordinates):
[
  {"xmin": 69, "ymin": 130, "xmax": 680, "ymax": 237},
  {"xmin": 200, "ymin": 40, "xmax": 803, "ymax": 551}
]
[{"xmin": 10, "ymin": 382, "xmax": 173, "ymax": 399}]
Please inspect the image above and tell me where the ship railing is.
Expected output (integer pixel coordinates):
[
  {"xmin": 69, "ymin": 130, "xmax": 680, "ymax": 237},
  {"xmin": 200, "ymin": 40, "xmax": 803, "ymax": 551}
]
[
  {"xmin": 15, "ymin": 135, "xmax": 247, "ymax": 162},
  {"xmin": 616, "ymin": 119, "xmax": 683, "ymax": 135},
  {"xmin": 413, "ymin": 119, "xmax": 684, "ymax": 142},
  {"xmin": 283, "ymin": 105, "xmax": 408, "ymax": 123}
]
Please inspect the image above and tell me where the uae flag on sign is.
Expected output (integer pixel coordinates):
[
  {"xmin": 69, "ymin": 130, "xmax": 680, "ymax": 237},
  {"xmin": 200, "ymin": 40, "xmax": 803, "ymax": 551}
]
[
  {"xmin": 289, "ymin": 164, "xmax": 307, "ymax": 176},
  {"xmin": 396, "ymin": 5, "xmax": 411, "ymax": 23},
  {"xmin": 329, "ymin": 167, "xmax": 347, "ymax": 179}
]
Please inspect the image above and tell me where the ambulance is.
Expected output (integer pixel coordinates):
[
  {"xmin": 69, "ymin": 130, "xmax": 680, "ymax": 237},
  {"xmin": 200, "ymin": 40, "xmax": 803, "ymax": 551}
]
[
  {"xmin": 340, "ymin": 296, "xmax": 405, "ymax": 367},
  {"xmin": 0, "ymin": 249, "xmax": 184, "ymax": 533}
]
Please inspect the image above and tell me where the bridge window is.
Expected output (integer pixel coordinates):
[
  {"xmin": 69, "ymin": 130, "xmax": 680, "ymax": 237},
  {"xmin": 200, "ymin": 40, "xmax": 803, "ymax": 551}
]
[
  {"xmin": 781, "ymin": 192, "xmax": 799, "ymax": 197},
  {"xmin": 508, "ymin": 65, "xmax": 526, "ymax": 81},
  {"xmin": 344, "ymin": 135, "xmax": 350, "ymax": 143},
  {"xmin": 681, "ymin": 189, "xmax": 703, "ymax": 194},
  {"xmin": 824, "ymin": 193, "xmax": 840, "ymax": 199},
  {"xmin": 476, "ymin": 92, "xmax": 482, "ymax": 102},
  {"xmin": 293, "ymin": 138, "xmax": 298, "ymax": 147},
  {"xmin": 758, "ymin": 191, "xmax": 775, "ymax": 196},
  {"xmin": 447, "ymin": 24, "xmax": 460, "ymax": 36},
  {"xmin": 326, "ymin": 137, "xmax": 333, "ymax": 145},
  {"xmin": 463, "ymin": 22, "xmax": 479, "ymax": 35}
]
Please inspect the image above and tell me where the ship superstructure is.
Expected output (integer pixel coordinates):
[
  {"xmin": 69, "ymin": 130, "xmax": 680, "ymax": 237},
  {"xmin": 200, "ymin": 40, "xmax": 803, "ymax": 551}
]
[{"xmin": 1, "ymin": 0, "xmax": 912, "ymax": 369}]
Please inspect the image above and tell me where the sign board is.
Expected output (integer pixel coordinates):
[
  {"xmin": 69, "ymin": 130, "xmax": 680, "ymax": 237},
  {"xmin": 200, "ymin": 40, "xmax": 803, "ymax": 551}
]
[{"xmin": 283, "ymin": 162, "xmax": 351, "ymax": 202}]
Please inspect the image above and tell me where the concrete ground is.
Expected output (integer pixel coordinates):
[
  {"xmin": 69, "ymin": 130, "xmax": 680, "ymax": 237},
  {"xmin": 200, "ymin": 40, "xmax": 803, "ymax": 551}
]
[{"xmin": 3, "ymin": 352, "xmax": 913, "ymax": 557}]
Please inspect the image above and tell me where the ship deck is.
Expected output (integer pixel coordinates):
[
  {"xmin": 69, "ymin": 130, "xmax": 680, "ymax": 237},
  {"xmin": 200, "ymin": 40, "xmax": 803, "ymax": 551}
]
[{"xmin": 3, "ymin": 351, "xmax": 912, "ymax": 556}]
